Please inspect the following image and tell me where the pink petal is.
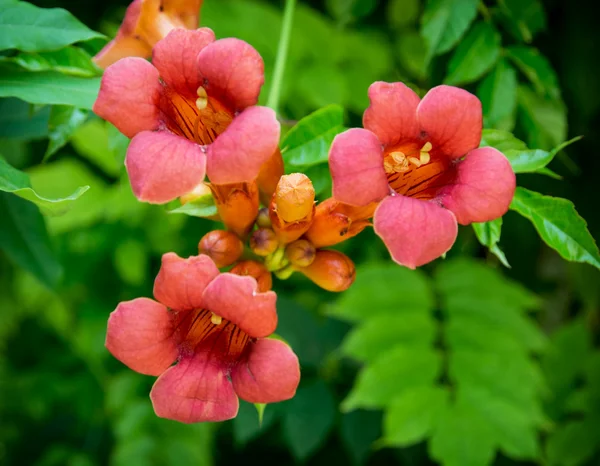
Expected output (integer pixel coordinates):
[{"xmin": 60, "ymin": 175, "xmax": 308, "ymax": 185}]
[
  {"xmin": 438, "ymin": 147, "xmax": 516, "ymax": 225},
  {"xmin": 374, "ymin": 195, "xmax": 458, "ymax": 269},
  {"xmin": 105, "ymin": 298, "xmax": 178, "ymax": 376},
  {"xmin": 231, "ymin": 339, "xmax": 300, "ymax": 403},
  {"xmin": 206, "ymin": 106, "xmax": 280, "ymax": 185},
  {"xmin": 150, "ymin": 350, "xmax": 238, "ymax": 423},
  {"xmin": 125, "ymin": 130, "xmax": 206, "ymax": 203},
  {"xmin": 197, "ymin": 38, "xmax": 264, "ymax": 111},
  {"xmin": 363, "ymin": 81, "xmax": 421, "ymax": 147},
  {"xmin": 329, "ymin": 128, "xmax": 389, "ymax": 206},
  {"xmin": 201, "ymin": 274, "xmax": 277, "ymax": 338},
  {"xmin": 417, "ymin": 85, "xmax": 482, "ymax": 159},
  {"xmin": 152, "ymin": 28, "xmax": 215, "ymax": 97},
  {"xmin": 93, "ymin": 58, "xmax": 161, "ymax": 138},
  {"xmin": 154, "ymin": 253, "xmax": 220, "ymax": 311}
]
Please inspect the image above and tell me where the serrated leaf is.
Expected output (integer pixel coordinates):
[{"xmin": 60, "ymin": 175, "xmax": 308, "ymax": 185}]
[
  {"xmin": 342, "ymin": 347, "xmax": 442, "ymax": 410},
  {"xmin": 281, "ymin": 104, "xmax": 345, "ymax": 168},
  {"xmin": 341, "ymin": 313, "xmax": 436, "ymax": 362},
  {"xmin": 45, "ymin": 106, "xmax": 89, "ymax": 159},
  {"xmin": 517, "ymin": 85, "xmax": 566, "ymax": 149},
  {"xmin": 339, "ymin": 410, "xmax": 381, "ymax": 466},
  {"xmin": 0, "ymin": 46, "xmax": 101, "ymax": 77},
  {"xmin": 507, "ymin": 46, "xmax": 560, "ymax": 98},
  {"xmin": 477, "ymin": 59, "xmax": 517, "ymax": 130},
  {"xmin": 480, "ymin": 128, "xmax": 528, "ymax": 152},
  {"xmin": 328, "ymin": 263, "xmax": 434, "ymax": 322},
  {"xmin": 445, "ymin": 22, "xmax": 501, "ymax": 85},
  {"xmin": 510, "ymin": 187, "xmax": 600, "ymax": 269},
  {"xmin": 384, "ymin": 386, "xmax": 449, "ymax": 447},
  {"xmin": 0, "ymin": 65, "xmax": 101, "ymax": 109},
  {"xmin": 0, "ymin": 2, "xmax": 103, "ymax": 52},
  {"xmin": 421, "ymin": 0, "xmax": 479, "ymax": 58},
  {"xmin": 282, "ymin": 380, "xmax": 336, "ymax": 461},
  {"xmin": 472, "ymin": 218, "xmax": 510, "ymax": 267},
  {"xmin": 0, "ymin": 155, "xmax": 89, "ymax": 216},
  {"xmin": 0, "ymin": 192, "xmax": 62, "ymax": 288},
  {"xmin": 446, "ymin": 316, "xmax": 531, "ymax": 354}
]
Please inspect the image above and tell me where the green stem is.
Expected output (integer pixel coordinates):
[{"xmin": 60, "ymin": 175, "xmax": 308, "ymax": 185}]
[{"xmin": 266, "ymin": 0, "xmax": 297, "ymax": 113}]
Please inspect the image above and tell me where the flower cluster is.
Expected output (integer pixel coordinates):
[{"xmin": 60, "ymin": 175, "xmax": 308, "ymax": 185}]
[{"xmin": 95, "ymin": 0, "xmax": 515, "ymax": 424}]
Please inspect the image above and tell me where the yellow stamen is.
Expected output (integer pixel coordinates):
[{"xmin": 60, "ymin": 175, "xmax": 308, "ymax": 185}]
[
  {"xmin": 210, "ymin": 312, "xmax": 222, "ymax": 325},
  {"xmin": 196, "ymin": 86, "xmax": 208, "ymax": 110}
]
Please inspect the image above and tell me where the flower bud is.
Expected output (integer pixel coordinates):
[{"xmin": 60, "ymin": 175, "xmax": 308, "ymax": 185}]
[
  {"xmin": 256, "ymin": 207, "xmax": 272, "ymax": 228},
  {"xmin": 297, "ymin": 249, "xmax": 356, "ymax": 292},
  {"xmin": 286, "ymin": 239, "xmax": 316, "ymax": 267},
  {"xmin": 274, "ymin": 173, "xmax": 315, "ymax": 223},
  {"xmin": 211, "ymin": 182, "xmax": 259, "ymax": 238},
  {"xmin": 198, "ymin": 230, "xmax": 244, "ymax": 268},
  {"xmin": 256, "ymin": 149, "xmax": 284, "ymax": 206},
  {"xmin": 250, "ymin": 228, "xmax": 279, "ymax": 256},
  {"xmin": 230, "ymin": 260, "xmax": 273, "ymax": 292}
]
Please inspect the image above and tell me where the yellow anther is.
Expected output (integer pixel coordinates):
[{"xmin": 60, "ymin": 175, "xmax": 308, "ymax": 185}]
[
  {"xmin": 196, "ymin": 86, "xmax": 208, "ymax": 110},
  {"xmin": 384, "ymin": 151, "xmax": 410, "ymax": 174},
  {"xmin": 210, "ymin": 313, "xmax": 222, "ymax": 325},
  {"xmin": 421, "ymin": 142, "xmax": 432, "ymax": 152}
]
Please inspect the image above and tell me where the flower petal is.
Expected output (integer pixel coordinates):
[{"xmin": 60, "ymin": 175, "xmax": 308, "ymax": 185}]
[
  {"xmin": 417, "ymin": 85, "xmax": 482, "ymax": 159},
  {"xmin": 329, "ymin": 128, "xmax": 389, "ymax": 206},
  {"xmin": 93, "ymin": 58, "xmax": 161, "ymax": 138},
  {"xmin": 154, "ymin": 252, "xmax": 220, "ymax": 311},
  {"xmin": 152, "ymin": 28, "xmax": 215, "ymax": 96},
  {"xmin": 374, "ymin": 195, "xmax": 458, "ymax": 269},
  {"xmin": 231, "ymin": 339, "xmax": 300, "ymax": 403},
  {"xmin": 125, "ymin": 130, "xmax": 206, "ymax": 203},
  {"xmin": 363, "ymin": 81, "xmax": 421, "ymax": 147},
  {"xmin": 93, "ymin": 36, "xmax": 152, "ymax": 69},
  {"xmin": 150, "ymin": 350, "xmax": 238, "ymax": 423},
  {"xmin": 105, "ymin": 298, "xmax": 178, "ymax": 376},
  {"xmin": 197, "ymin": 38, "xmax": 264, "ymax": 111},
  {"xmin": 206, "ymin": 106, "xmax": 280, "ymax": 185},
  {"xmin": 201, "ymin": 274, "xmax": 277, "ymax": 338},
  {"xmin": 163, "ymin": 0, "xmax": 204, "ymax": 29},
  {"xmin": 439, "ymin": 147, "xmax": 516, "ymax": 225}
]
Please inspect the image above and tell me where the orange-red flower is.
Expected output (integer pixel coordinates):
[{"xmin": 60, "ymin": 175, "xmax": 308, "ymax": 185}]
[
  {"xmin": 94, "ymin": 0, "xmax": 203, "ymax": 69},
  {"xmin": 106, "ymin": 253, "xmax": 300, "ymax": 423}
]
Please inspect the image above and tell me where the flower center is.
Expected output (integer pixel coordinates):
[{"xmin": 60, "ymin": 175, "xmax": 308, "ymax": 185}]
[
  {"xmin": 162, "ymin": 86, "xmax": 234, "ymax": 146},
  {"xmin": 383, "ymin": 141, "xmax": 452, "ymax": 200},
  {"xmin": 178, "ymin": 308, "xmax": 250, "ymax": 361}
]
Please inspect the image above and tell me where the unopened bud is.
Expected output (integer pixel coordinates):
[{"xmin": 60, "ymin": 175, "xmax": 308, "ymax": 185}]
[
  {"xmin": 250, "ymin": 228, "xmax": 279, "ymax": 256},
  {"xmin": 274, "ymin": 173, "xmax": 315, "ymax": 223},
  {"xmin": 230, "ymin": 260, "xmax": 273, "ymax": 292},
  {"xmin": 212, "ymin": 182, "xmax": 259, "ymax": 238},
  {"xmin": 297, "ymin": 249, "xmax": 356, "ymax": 292},
  {"xmin": 286, "ymin": 239, "xmax": 316, "ymax": 267},
  {"xmin": 256, "ymin": 207, "xmax": 271, "ymax": 228},
  {"xmin": 198, "ymin": 230, "xmax": 244, "ymax": 268},
  {"xmin": 180, "ymin": 182, "xmax": 213, "ymax": 205},
  {"xmin": 257, "ymin": 149, "xmax": 285, "ymax": 206}
]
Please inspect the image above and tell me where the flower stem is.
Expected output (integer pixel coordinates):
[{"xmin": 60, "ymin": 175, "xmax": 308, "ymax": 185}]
[{"xmin": 267, "ymin": 0, "xmax": 297, "ymax": 113}]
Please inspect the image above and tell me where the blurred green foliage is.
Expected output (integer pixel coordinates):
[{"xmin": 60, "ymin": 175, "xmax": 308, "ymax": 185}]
[{"xmin": 1, "ymin": 0, "xmax": 600, "ymax": 465}]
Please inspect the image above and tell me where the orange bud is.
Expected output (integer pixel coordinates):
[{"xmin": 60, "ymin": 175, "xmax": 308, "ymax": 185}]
[
  {"xmin": 250, "ymin": 228, "xmax": 279, "ymax": 256},
  {"xmin": 297, "ymin": 249, "xmax": 356, "ymax": 292},
  {"xmin": 230, "ymin": 260, "xmax": 273, "ymax": 292},
  {"xmin": 304, "ymin": 198, "xmax": 376, "ymax": 248},
  {"xmin": 286, "ymin": 239, "xmax": 316, "ymax": 267},
  {"xmin": 256, "ymin": 149, "xmax": 284, "ymax": 206},
  {"xmin": 211, "ymin": 182, "xmax": 259, "ymax": 238},
  {"xmin": 198, "ymin": 230, "xmax": 244, "ymax": 268},
  {"xmin": 256, "ymin": 207, "xmax": 272, "ymax": 228},
  {"xmin": 274, "ymin": 173, "xmax": 315, "ymax": 223}
]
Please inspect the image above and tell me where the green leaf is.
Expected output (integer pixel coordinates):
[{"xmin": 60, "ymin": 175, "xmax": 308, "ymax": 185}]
[
  {"xmin": 504, "ymin": 148, "xmax": 553, "ymax": 173},
  {"xmin": 0, "ymin": 156, "xmax": 89, "ymax": 216},
  {"xmin": 342, "ymin": 347, "xmax": 442, "ymax": 410},
  {"xmin": 388, "ymin": 0, "xmax": 420, "ymax": 27},
  {"xmin": 546, "ymin": 419, "xmax": 600, "ymax": 466},
  {"xmin": 328, "ymin": 263, "xmax": 434, "ymax": 322},
  {"xmin": 421, "ymin": 0, "xmax": 479, "ymax": 58},
  {"xmin": 0, "ymin": 192, "xmax": 62, "ymax": 288},
  {"xmin": 0, "ymin": 66, "xmax": 101, "ymax": 109},
  {"xmin": 384, "ymin": 386, "xmax": 449, "ymax": 447},
  {"xmin": 477, "ymin": 59, "xmax": 517, "ymax": 130},
  {"xmin": 507, "ymin": 46, "xmax": 560, "ymax": 98},
  {"xmin": 233, "ymin": 401, "xmax": 279, "ymax": 447},
  {"xmin": 70, "ymin": 119, "xmax": 121, "ymax": 176},
  {"xmin": 480, "ymin": 128, "xmax": 527, "ymax": 152},
  {"xmin": 0, "ymin": 98, "xmax": 49, "ymax": 140},
  {"xmin": 517, "ymin": 85, "xmax": 567, "ymax": 149},
  {"xmin": 445, "ymin": 22, "xmax": 501, "ymax": 85},
  {"xmin": 510, "ymin": 187, "xmax": 600, "ymax": 269},
  {"xmin": 472, "ymin": 218, "xmax": 510, "ymax": 267},
  {"xmin": 281, "ymin": 104, "xmax": 345, "ymax": 168},
  {"xmin": 497, "ymin": 0, "xmax": 546, "ymax": 42},
  {"xmin": 167, "ymin": 195, "xmax": 218, "ymax": 218},
  {"xmin": 0, "ymin": 47, "xmax": 101, "ymax": 77},
  {"xmin": 339, "ymin": 410, "xmax": 381, "ymax": 466},
  {"xmin": 45, "ymin": 106, "xmax": 89, "ymax": 159},
  {"xmin": 282, "ymin": 380, "xmax": 337, "ymax": 461},
  {"xmin": 0, "ymin": 2, "xmax": 103, "ymax": 52},
  {"xmin": 396, "ymin": 31, "xmax": 428, "ymax": 80}
]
